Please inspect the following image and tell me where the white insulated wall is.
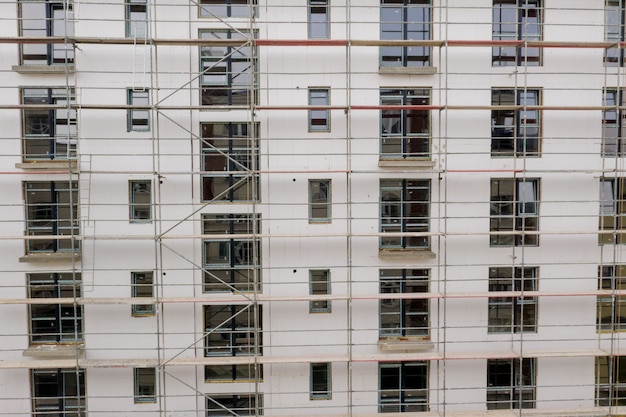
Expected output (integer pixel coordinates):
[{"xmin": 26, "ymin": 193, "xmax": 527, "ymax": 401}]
[{"xmin": 0, "ymin": 0, "xmax": 620, "ymax": 415}]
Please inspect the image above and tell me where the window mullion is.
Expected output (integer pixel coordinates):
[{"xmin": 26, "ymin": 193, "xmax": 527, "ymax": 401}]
[
  {"xmin": 616, "ymin": 91, "xmax": 624, "ymax": 157},
  {"xmin": 402, "ymin": 4, "xmax": 408, "ymax": 66},
  {"xmin": 401, "ymin": 180, "xmax": 407, "ymax": 248},
  {"xmin": 46, "ymin": 3, "xmax": 53, "ymax": 65}
]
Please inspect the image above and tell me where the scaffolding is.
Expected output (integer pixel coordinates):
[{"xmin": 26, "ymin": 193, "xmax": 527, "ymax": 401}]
[{"xmin": 3, "ymin": 1, "xmax": 626, "ymax": 416}]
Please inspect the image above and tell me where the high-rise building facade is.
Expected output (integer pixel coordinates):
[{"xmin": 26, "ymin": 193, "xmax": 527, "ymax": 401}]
[{"xmin": 0, "ymin": 1, "xmax": 624, "ymax": 416}]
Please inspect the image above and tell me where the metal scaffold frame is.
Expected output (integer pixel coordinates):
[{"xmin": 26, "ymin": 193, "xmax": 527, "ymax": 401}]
[{"xmin": 4, "ymin": 1, "xmax": 626, "ymax": 416}]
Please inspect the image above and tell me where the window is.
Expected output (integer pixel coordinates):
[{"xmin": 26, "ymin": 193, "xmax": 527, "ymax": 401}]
[
  {"xmin": 488, "ymin": 267, "xmax": 537, "ymax": 333},
  {"xmin": 490, "ymin": 178, "xmax": 539, "ymax": 247},
  {"xmin": 606, "ymin": 0, "xmax": 625, "ymax": 66},
  {"xmin": 310, "ymin": 363, "xmax": 331, "ymax": 400},
  {"xmin": 204, "ymin": 304, "xmax": 262, "ymax": 381},
  {"xmin": 132, "ymin": 271, "xmax": 155, "ymax": 316},
  {"xmin": 22, "ymin": 88, "xmax": 76, "ymax": 161},
  {"xmin": 380, "ymin": 179, "xmax": 430, "ymax": 249},
  {"xmin": 380, "ymin": 0, "xmax": 431, "ymax": 67},
  {"xmin": 380, "ymin": 89, "xmax": 430, "ymax": 159},
  {"xmin": 28, "ymin": 273, "xmax": 82, "ymax": 343},
  {"xmin": 126, "ymin": 0, "xmax": 147, "ymax": 38},
  {"xmin": 200, "ymin": 30, "xmax": 255, "ymax": 106},
  {"xmin": 207, "ymin": 394, "xmax": 261, "ymax": 416},
  {"xmin": 309, "ymin": 180, "xmax": 331, "ymax": 222},
  {"xmin": 18, "ymin": 0, "xmax": 74, "ymax": 65},
  {"xmin": 600, "ymin": 178, "xmax": 626, "ymax": 244},
  {"xmin": 134, "ymin": 368, "xmax": 156, "ymax": 403},
  {"xmin": 310, "ymin": 270, "xmax": 331, "ymax": 313},
  {"xmin": 200, "ymin": 0, "xmax": 256, "ymax": 18},
  {"xmin": 32, "ymin": 368, "xmax": 86, "ymax": 416},
  {"xmin": 491, "ymin": 89, "xmax": 541, "ymax": 157},
  {"xmin": 308, "ymin": 89, "xmax": 330, "ymax": 131},
  {"xmin": 205, "ymin": 364, "xmax": 262, "ymax": 382},
  {"xmin": 603, "ymin": 89, "xmax": 626, "ymax": 156},
  {"xmin": 492, "ymin": 0, "xmax": 542, "ymax": 66},
  {"xmin": 201, "ymin": 123, "xmax": 259, "ymax": 202},
  {"xmin": 596, "ymin": 356, "xmax": 626, "ymax": 405},
  {"xmin": 129, "ymin": 180, "xmax": 152, "ymax": 222},
  {"xmin": 202, "ymin": 214, "xmax": 261, "ymax": 292},
  {"xmin": 204, "ymin": 304, "xmax": 261, "ymax": 356},
  {"xmin": 379, "ymin": 362, "xmax": 428, "ymax": 412},
  {"xmin": 25, "ymin": 181, "xmax": 79, "ymax": 254},
  {"xmin": 380, "ymin": 269, "xmax": 429, "ymax": 337},
  {"xmin": 598, "ymin": 266, "xmax": 626, "ymax": 331},
  {"xmin": 309, "ymin": 0, "xmax": 329, "ymax": 38},
  {"xmin": 487, "ymin": 358, "xmax": 535, "ymax": 409},
  {"xmin": 128, "ymin": 89, "xmax": 150, "ymax": 131}
]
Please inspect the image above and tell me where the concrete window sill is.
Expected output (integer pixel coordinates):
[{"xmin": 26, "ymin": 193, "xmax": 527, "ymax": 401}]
[
  {"xmin": 23, "ymin": 344, "xmax": 84, "ymax": 358},
  {"xmin": 379, "ymin": 159, "xmax": 436, "ymax": 169},
  {"xmin": 12, "ymin": 64, "xmax": 75, "ymax": 74},
  {"xmin": 378, "ymin": 337, "xmax": 434, "ymax": 352},
  {"xmin": 379, "ymin": 66, "xmax": 437, "ymax": 75},
  {"xmin": 379, "ymin": 249, "xmax": 436, "ymax": 260},
  {"xmin": 16, "ymin": 160, "xmax": 78, "ymax": 172},
  {"xmin": 20, "ymin": 252, "xmax": 81, "ymax": 263}
]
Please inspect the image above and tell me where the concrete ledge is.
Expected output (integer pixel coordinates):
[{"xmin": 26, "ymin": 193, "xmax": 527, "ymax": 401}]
[
  {"xmin": 19, "ymin": 252, "xmax": 81, "ymax": 263},
  {"xmin": 23, "ymin": 344, "xmax": 84, "ymax": 358},
  {"xmin": 379, "ymin": 159, "xmax": 436, "ymax": 169},
  {"xmin": 378, "ymin": 337, "xmax": 434, "ymax": 352},
  {"xmin": 12, "ymin": 64, "xmax": 74, "ymax": 74},
  {"xmin": 16, "ymin": 160, "xmax": 78, "ymax": 171},
  {"xmin": 379, "ymin": 249, "xmax": 436, "ymax": 260},
  {"xmin": 379, "ymin": 66, "xmax": 437, "ymax": 75}
]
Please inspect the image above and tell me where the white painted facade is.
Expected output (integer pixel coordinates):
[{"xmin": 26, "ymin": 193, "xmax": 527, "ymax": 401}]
[{"xmin": 0, "ymin": 0, "xmax": 623, "ymax": 416}]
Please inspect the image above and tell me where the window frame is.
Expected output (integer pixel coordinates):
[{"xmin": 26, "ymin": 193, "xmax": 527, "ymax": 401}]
[
  {"xmin": 310, "ymin": 362, "xmax": 332, "ymax": 400},
  {"xmin": 204, "ymin": 304, "xmax": 263, "ymax": 382},
  {"xmin": 206, "ymin": 394, "xmax": 261, "ymax": 416},
  {"xmin": 204, "ymin": 304, "xmax": 262, "ymax": 357},
  {"xmin": 24, "ymin": 180, "xmax": 79, "ymax": 254},
  {"xmin": 308, "ymin": 0, "xmax": 329, "ymax": 39},
  {"xmin": 379, "ymin": 268, "xmax": 429, "ymax": 338},
  {"xmin": 491, "ymin": 88, "xmax": 541, "ymax": 157},
  {"xmin": 22, "ymin": 87, "xmax": 77, "ymax": 161},
  {"xmin": 200, "ymin": 29, "xmax": 256, "ymax": 107},
  {"xmin": 309, "ymin": 269, "xmax": 331, "ymax": 313},
  {"xmin": 600, "ymin": 177, "xmax": 626, "ymax": 244},
  {"xmin": 380, "ymin": 0, "xmax": 432, "ymax": 67},
  {"xmin": 490, "ymin": 178, "xmax": 540, "ymax": 247},
  {"xmin": 380, "ymin": 88, "xmax": 431, "ymax": 160},
  {"xmin": 379, "ymin": 361, "xmax": 429, "ymax": 412},
  {"xmin": 134, "ymin": 367, "xmax": 156, "ymax": 403},
  {"xmin": 308, "ymin": 179, "xmax": 331, "ymax": 222},
  {"xmin": 380, "ymin": 179, "xmax": 431, "ymax": 250},
  {"xmin": 598, "ymin": 265, "xmax": 626, "ymax": 332},
  {"xmin": 308, "ymin": 88, "xmax": 330, "ymax": 132},
  {"xmin": 131, "ymin": 271, "xmax": 155, "ymax": 316},
  {"xmin": 129, "ymin": 180, "xmax": 152, "ymax": 223},
  {"xmin": 202, "ymin": 214, "xmax": 261, "ymax": 293},
  {"xmin": 201, "ymin": 122, "xmax": 259, "ymax": 203},
  {"xmin": 125, "ymin": 0, "xmax": 148, "ymax": 38},
  {"xmin": 596, "ymin": 355, "xmax": 626, "ymax": 406},
  {"xmin": 28, "ymin": 272, "xmax": 83, "ymax": 343},
  {"xmin": 18, "ymin": 0, "xmax": 74, "ymax": 66},
  {"xmin": 488, "ymin": 267, "xmax": 537, "ymax": 333},
  {"xmin": 606, "ymin": 0, "xmax": 625, "ymax": 66},
  {"xmin": 492, "ymin": 0, "xmax": 542, "ymax": 67},
  {"xmin": 487, "ymin": 358, "xmax": 536, "ymax": 409},
  {"xmin": 603, "ymin": 88, "xmax": 626, "ymax": 156},
  {"xmin": 32, "ymin": 368, "xmax": 86, "ymax": 416},
  {"xmin": 199, "ymin": 0, "xmax": 256, "ymax": 18},
  {"xmin": 127, "ymin": 89, "xmax": 150, "ymax": 132}
]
